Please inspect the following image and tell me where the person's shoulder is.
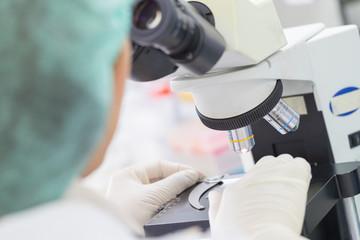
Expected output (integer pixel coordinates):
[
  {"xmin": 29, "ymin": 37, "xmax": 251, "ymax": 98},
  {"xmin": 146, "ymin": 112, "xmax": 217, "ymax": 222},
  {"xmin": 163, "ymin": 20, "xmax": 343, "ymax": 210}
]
[{"xmin": 0, "ymin": 198, "xmax": 135, "ymax": 240}]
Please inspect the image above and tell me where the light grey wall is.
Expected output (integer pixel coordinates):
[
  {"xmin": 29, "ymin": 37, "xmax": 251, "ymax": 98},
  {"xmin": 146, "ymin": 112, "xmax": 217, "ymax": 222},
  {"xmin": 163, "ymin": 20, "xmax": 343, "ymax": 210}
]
[
  {"xmin": 344, "ymin": 1, "xmax": 360, "ymax": 27},
  {"xmin": 273, "ymin": 0, "xmax": 344, "ymax": 28}
]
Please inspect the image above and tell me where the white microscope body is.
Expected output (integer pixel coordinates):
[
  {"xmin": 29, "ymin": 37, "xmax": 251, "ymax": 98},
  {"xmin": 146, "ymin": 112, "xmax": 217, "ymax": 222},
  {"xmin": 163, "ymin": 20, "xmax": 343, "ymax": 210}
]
[
  {"xmin": 172, "ymin": 23, "xmax": 360, "ymax": 164},
  {"xmin": 168, "ymin": 0, "xmax": 360, "ymax": 238}
]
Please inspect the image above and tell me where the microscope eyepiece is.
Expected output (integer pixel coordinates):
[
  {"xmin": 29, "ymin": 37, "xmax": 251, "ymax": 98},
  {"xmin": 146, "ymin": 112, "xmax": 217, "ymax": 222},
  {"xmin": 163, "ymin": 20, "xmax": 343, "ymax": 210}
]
[
  {"xmin": 131, "ymin": 0, "xmax": 225, "ymax": 81},
  {"xmin": 133, "ymin": 0, "xmax": 162, "ymax": 30}
]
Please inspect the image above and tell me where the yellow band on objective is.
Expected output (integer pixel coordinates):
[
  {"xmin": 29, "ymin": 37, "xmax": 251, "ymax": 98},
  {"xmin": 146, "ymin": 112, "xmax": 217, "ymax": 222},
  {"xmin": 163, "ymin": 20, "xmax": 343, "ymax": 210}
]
[{"xmin": 229, "ymin": 135, "xmax": 254, "ymax": 143}]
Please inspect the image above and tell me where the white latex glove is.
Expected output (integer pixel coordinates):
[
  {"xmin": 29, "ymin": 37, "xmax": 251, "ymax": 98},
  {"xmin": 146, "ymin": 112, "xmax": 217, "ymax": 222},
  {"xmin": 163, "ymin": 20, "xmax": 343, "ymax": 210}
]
[
  {"xmin": 209, "ymin": 154, "xmax": 311, "ymax": 240},
  {"xmin": 106, "ymin": 161, "xmax": 203, "ymax": 236}
]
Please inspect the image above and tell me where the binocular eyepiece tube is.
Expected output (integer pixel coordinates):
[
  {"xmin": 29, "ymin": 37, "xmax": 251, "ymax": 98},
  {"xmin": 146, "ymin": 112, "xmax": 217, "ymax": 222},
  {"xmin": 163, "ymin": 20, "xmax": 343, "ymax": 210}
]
[{"xmin": 131, "ymin": 0, "xmax": 225, "ymax": 80}]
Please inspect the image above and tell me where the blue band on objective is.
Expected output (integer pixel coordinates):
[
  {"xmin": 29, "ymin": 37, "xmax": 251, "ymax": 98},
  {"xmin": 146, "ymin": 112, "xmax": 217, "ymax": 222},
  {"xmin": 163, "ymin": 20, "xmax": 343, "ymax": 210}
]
[{"xmin": 279, "ymin": 112, "xmax": 295, "ymax": 131}]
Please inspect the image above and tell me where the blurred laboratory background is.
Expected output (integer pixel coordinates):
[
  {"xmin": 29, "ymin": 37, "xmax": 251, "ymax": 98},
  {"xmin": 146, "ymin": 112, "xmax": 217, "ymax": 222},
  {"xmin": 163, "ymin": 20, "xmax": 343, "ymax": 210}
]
[
  {"xmin": 274, "ymin": 0, "xmax": 360, "ymax": 28},
  {"xmin": 83, "ymin": 0, "xmax": 360, "ymax": 193}
]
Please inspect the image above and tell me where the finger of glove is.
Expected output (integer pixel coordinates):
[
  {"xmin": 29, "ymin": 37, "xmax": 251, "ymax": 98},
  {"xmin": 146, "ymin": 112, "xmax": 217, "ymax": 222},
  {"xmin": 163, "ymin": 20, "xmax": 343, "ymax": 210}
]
[
  {"xmin": 112, "ymin": 162, "xmax": 170, "ymax": 185},
  {"xmin": 222, "ymin": 158, "xmax": 311, "ymax": 234},
  {"xmin": 108, "ymin": 166, "xmax": 148, "ymax": 186},
  {"xmin": 248, "ymin": 154, "xmax": 311, "ymax": 182},
  {"xmin": 208, "ymin": 155, "xmax": 311, "ymax": 237},
  {"xmin": 258, "ymin": 154, "xmax": 310, "ymax": 172},
  {"xmin": 248, "ymin": 224, "xmax": 310, "ymax": 240},
  {"xmin": 228, "ymin": 154, "xmax": 311, "ymax": 194},
  {"xmin": 255, "ymin": 154, "xmax": 295, "ymax": 170},
  {"xmin": 208, "ymin": 190, "xmax": 223, "ymax": 227},
  {"xmin": 227, "ymin": 155, "xmax": 311, "ymax": 204},
  {"xmin": 144, "ymin": 160, "xmax": 204, "ymax": 183},
  {"xmin": 151, "ymin": 169, "xmax": 200, "ymax": 204},
  {"xmin": 211, "ymin": 224, "xmax": 307, "ymax": 240}
]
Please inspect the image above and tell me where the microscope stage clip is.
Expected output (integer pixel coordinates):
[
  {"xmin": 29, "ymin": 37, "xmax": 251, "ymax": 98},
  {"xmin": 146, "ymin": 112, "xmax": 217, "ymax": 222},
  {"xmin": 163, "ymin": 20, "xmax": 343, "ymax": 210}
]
[{"xmin": 188, "ymin": 175, "xmax": 224, "ymax": 210}]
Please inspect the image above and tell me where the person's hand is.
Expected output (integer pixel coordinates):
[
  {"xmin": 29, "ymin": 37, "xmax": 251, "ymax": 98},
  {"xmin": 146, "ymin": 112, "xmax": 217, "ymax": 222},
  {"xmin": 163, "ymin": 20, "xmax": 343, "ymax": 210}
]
[
  {"xmin": 208, "ymin": 154, "xmax": 311, "ymax": 240},
  {"xmin": 106, "ymin": 161, "xmax": 203, "ymax": 236}
]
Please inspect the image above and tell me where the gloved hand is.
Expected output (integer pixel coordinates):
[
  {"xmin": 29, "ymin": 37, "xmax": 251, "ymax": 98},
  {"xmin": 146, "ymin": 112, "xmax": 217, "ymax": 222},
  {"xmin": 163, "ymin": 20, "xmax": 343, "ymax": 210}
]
[
  {"xmin": 209, "ymin": 154, "xmax": 311, "ymax": 240},
  {"xmin": 106, "ymin": 161, "xmax": 203, "ymax": 236}
]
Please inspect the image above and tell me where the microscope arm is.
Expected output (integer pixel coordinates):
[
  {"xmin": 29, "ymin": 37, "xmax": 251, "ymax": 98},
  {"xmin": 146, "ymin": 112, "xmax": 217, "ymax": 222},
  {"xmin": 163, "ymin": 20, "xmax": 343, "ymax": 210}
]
[{"xmin": 170, "ymin": 23, "xmax": 323, "ymax": 119}]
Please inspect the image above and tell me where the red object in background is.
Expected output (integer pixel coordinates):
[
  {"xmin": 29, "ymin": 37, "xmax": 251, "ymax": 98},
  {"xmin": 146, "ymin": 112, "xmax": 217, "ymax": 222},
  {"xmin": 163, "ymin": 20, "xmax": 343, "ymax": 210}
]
[{"xmin": 150, "ymin": 83, "xmax": 172, "ymax": 98}]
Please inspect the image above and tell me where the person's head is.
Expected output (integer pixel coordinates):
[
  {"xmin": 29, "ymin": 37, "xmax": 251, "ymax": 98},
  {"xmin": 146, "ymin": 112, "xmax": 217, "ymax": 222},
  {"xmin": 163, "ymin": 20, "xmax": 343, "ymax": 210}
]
[{"xmin": 0, "ymin": 0, "xmax": 133, "ymax": 217}]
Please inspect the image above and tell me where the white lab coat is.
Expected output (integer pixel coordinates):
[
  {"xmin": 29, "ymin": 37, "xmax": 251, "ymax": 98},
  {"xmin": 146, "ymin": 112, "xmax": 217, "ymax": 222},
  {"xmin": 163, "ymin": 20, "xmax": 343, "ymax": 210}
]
[
  {"xmin": 0, "ymin": 199, "xmax": 134, "ymax": 240},
  {"xmin": 0, "ymin": 182, "xmax": 206, "ymax": 240}
]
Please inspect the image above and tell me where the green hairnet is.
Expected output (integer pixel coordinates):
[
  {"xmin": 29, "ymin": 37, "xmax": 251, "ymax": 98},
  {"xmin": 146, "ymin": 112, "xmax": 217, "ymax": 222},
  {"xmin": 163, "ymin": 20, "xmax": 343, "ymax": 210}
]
[{"xmin": 0, "ymin": 0, "xmax": 133, "ymax": 216}]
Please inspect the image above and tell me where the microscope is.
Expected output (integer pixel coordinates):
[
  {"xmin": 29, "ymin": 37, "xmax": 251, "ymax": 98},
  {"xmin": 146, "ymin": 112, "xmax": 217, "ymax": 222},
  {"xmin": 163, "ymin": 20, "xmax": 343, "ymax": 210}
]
[{"xmin": 131, "ymin": 0, "xmax": 360, "ymax": 239}]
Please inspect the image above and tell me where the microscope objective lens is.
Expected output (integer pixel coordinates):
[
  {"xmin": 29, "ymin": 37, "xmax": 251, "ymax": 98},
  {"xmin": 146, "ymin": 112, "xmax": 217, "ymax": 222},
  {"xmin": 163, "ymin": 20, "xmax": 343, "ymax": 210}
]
[
  {"xmin": 227, "ymin": 126, "xmax": 255, "ymax": 153},
  {"xmin": 264, "ymin": 99, "xmax": 300, "ymax": 135}
]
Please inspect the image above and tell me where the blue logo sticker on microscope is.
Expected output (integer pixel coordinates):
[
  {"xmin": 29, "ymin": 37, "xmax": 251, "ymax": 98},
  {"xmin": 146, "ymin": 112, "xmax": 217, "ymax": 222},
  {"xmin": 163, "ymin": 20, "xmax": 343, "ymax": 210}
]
[{"xmin": 329, "ymin": 87, "xmax": 360, "ymax": 117}]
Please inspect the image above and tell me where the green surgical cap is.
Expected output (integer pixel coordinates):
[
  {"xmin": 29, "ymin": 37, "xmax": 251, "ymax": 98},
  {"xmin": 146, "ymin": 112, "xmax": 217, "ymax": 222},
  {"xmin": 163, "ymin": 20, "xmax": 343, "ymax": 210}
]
[{"xmin": 0, "ymin": 0, "xmax": 133, "ymax": 216}]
